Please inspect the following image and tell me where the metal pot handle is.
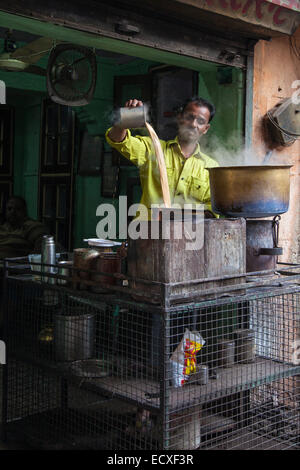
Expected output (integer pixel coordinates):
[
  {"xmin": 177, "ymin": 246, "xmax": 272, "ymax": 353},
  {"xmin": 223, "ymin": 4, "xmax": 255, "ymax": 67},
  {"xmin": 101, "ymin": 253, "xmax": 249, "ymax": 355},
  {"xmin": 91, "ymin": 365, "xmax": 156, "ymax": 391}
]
[
  {"xmin": 258, "ymin": 247, "xmax": 283, "ymax": 255},
  {"xmin": 257, "ymin": 215, "xmax": 283, "ymax": 256}
]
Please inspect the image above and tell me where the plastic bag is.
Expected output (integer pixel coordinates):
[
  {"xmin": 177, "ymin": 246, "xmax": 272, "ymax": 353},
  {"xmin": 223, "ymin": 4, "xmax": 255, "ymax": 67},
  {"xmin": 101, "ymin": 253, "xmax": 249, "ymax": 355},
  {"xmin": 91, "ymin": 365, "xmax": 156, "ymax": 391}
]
[{"xmin": 170, "ymin": 329, "xmax": 205, "ymax": 387}]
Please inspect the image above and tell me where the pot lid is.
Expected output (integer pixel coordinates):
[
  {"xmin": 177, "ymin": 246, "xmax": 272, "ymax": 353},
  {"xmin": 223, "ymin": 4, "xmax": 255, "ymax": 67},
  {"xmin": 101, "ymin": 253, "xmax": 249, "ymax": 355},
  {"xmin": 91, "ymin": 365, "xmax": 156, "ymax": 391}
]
[{"xmin": 83, "ymin": 238, "xmax": 122, "ymax": 248}]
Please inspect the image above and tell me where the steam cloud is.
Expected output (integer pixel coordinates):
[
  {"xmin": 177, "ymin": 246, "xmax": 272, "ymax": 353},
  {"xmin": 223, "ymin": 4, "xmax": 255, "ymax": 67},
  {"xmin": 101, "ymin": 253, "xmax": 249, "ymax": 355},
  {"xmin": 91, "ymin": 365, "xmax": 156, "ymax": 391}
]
[{"xmin": 205, "ymin": 133, "xmax": 291, "ymax": 167}]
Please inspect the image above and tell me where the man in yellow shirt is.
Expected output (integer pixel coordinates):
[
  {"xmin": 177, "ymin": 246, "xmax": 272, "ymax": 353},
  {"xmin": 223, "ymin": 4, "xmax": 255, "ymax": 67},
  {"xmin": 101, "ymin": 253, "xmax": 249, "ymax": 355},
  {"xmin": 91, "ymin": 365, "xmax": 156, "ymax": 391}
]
[{"xmin": 105, "ymin": 96, "xmax": 218, "ymax": 219}]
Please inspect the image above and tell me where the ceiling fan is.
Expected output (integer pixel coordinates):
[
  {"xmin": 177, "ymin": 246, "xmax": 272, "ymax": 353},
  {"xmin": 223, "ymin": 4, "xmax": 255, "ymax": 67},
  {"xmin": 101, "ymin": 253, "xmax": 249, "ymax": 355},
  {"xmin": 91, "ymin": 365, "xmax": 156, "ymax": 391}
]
[{"xmin": 0, "ymin": 30, "xmax": 54, "ymax": 75}]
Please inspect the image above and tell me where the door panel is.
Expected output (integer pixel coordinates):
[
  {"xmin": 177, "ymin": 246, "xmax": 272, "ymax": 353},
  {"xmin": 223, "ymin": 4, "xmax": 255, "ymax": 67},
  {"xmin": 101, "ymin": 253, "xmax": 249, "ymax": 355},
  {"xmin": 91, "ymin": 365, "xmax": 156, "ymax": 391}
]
[
  {"xmin": 39, "ymin": 99, "xmax": 76, "ymax": 250},
  {"xmin": 152, "ymin": 67, "xmax": 197, "ymax": 140},
  {"xmin": 0, "ymin": 105, "xmax": 14, "ymax": 217}
]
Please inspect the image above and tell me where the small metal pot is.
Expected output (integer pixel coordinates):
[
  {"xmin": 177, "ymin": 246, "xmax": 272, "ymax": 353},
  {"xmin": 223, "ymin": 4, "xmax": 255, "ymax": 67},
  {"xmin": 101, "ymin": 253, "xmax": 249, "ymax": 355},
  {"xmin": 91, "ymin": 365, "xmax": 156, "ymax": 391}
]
[
  {"xmin": 234, "ymin": 329, "xmax": 255, "ymax": 363},
  {"xmin": 217, "ymin": 339, "xmax": 235, "ymax": 368},
  {"xmin": 57, "ymin": 260, "xmax": 73, "ymax": 285},
  {"xmin": 72, "ymin": 248, "xmax": 100, "ymax": 289},
  {"xmin": 208, "ymin": 165, "xmax": 292, "ymax": 218},
  {"xmin": 54, "ymin": 311, "xmax": 96, "ymax": 362},
  {"xmin": 115, "ymin": 105, "xmax": 149, "ymax": 128},
  {"xmin": 90, "ymin": 252, "xmax": 122, "ymax": 293}
]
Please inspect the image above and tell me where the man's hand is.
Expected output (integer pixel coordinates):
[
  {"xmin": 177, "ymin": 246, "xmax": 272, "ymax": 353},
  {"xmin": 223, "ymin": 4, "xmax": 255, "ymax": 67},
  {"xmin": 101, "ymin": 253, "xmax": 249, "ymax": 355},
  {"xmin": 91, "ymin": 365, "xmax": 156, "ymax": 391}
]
[
  {"xmin": 108, "ymin": 98, "xmax": 143, "ymax": 142},
  {"xmin": 124, "ymin": 99, "xmax": 143, "ymax": 108},
  {"xmin": 204, "ymin": 210, "xmax": 216, "ymax": 219}
]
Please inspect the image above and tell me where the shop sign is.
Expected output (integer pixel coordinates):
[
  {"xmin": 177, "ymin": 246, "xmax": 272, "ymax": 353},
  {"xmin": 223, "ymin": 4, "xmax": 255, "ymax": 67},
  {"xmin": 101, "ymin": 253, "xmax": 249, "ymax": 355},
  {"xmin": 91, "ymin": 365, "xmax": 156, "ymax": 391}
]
[{"xmin": 173, "ymin": 0, "xmax": 300, "ymax": 34}]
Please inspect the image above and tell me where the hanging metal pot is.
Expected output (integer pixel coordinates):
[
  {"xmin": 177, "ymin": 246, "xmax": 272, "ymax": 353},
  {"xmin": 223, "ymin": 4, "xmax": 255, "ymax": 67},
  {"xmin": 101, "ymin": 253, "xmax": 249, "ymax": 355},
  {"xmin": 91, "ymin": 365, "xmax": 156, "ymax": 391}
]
[{"xmin": 208, "ymin": 165, "xmax": 292, "ymax": 218}]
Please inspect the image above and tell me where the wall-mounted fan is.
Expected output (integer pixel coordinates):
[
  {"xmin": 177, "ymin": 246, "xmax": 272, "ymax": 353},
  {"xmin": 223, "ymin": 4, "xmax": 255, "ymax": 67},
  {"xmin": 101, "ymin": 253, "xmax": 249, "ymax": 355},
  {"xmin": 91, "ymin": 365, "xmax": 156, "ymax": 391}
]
[
  {"xmin": 46, "ymin": 43, "xmax": 97, "ymax": 106},
  {"xmin": 0, "ymin": 31, "xmax": 53, "ymax": 75}
]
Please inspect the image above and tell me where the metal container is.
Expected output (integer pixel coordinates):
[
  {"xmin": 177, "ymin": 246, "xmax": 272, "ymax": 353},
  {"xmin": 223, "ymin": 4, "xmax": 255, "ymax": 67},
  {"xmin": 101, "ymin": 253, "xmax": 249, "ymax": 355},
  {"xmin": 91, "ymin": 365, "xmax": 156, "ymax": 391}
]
[
  {"xmin": 54, "ymin": 311, "xmax": 96, "ymax": 361},
  {"xmin": 194, "ymin": 365, "xmax": 209, "ymax": 385},
  {"xmin": 115, "ymin": 105, "xmax": 149, "ymax": 128},
  {"xmin": 57, "ymin": 260, "xmax": 73, "ymax": 285},
  {"xmin": 90, "ymin": 252, "xmax": 122, "ymax": 293},
  {"xmin": 234, "ymin": 329, "xmax": 255, "ymax": 363},
  {"xmin": 72, "ymin": 248, "xmax": 100, "ymax": 289},
  {"xmin": 127, "ymin": 217, "xmax": 246, "ymax": 303},
  {"xmin": 41, "ymin": 235, "xmax": 56, "ymax": 283},
  {"xmin": 246, "ymin": 218, "xmax": 282, "ymax": 272},
  {"xmin": 217, "ymin": 339, "xmax": 235, "ymax": 368},
  {"xmin": 208, "ymin": 165, "xmax": 292, "ymax": 218}
]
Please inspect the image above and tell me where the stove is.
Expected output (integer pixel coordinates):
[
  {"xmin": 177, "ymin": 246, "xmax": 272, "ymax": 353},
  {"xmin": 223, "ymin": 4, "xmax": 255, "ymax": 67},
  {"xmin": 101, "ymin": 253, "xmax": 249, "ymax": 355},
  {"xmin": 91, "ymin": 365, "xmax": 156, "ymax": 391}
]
[{"xmin": 246, "ymin": 216, "xmax": 282, "ymax": 273}]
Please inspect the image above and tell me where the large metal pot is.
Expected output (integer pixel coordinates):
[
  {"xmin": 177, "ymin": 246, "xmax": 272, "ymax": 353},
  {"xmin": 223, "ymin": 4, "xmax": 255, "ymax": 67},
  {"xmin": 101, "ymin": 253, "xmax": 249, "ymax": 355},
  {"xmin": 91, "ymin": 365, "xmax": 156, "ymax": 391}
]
[{"xmin": 208, "ymin": 165, "xmax": 292, "ymax": 218}]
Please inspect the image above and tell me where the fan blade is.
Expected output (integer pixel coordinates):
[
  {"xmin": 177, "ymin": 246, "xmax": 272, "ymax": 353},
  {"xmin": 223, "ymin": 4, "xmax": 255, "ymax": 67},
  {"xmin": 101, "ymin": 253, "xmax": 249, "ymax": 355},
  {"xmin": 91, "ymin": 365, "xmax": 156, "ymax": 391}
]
[
  {"xmin": 11, "ymin": 37, "xmax": 55, "ymax": 64},
  {"xmin": 23, "ymin": 64, "xmax": 46, "ymax": 76}
]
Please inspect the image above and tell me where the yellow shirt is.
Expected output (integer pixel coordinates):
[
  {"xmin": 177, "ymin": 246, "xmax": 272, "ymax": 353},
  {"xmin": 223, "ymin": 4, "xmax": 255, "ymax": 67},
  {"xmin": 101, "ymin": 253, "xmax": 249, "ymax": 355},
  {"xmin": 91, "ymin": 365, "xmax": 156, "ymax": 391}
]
[{"xmin": 105, "ymin": 129, "xmax": 219, "ymax": 219}]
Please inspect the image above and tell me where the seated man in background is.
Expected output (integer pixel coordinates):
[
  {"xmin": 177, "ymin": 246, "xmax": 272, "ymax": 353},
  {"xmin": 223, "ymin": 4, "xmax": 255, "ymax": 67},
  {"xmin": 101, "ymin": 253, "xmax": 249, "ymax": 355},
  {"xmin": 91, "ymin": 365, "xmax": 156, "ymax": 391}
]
[
  {"xmin": 0, "ymin": 196, "xmax": 49, "ymax": 260},
  {"xmin": 0, "ymin": 196, "xmax": 49, "ymax": 335}
]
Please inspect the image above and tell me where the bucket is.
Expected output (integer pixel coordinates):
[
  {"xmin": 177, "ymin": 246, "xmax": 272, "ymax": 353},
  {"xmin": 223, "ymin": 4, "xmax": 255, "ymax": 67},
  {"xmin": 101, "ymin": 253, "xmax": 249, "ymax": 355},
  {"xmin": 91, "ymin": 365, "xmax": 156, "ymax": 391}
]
[{"xmin": 54, "ymin": 311, "xmax": 96, "ymax": 361}]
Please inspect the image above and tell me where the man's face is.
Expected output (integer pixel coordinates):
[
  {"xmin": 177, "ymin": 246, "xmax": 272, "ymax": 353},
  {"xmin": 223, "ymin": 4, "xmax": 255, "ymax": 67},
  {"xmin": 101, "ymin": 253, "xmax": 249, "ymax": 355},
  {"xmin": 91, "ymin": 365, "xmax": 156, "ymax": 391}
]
[
  {"xmin": 6, "ymin": 199, "xmax": 26, "ymax": 227},
  {"xmin": 177, "ymin": 102, "xmax": 211, "ymax": 144}
]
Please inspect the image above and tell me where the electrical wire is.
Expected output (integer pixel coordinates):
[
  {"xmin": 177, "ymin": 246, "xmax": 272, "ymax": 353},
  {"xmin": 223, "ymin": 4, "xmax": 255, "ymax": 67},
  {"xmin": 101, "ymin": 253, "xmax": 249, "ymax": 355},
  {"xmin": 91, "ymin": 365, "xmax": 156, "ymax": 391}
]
[
  {"xmin": 289, "ymin": 36, "xmax": 300, "ymax": 60},
  {"xmin": 12, "ymin": 47, "xmax": 54, "ymax": 61}
]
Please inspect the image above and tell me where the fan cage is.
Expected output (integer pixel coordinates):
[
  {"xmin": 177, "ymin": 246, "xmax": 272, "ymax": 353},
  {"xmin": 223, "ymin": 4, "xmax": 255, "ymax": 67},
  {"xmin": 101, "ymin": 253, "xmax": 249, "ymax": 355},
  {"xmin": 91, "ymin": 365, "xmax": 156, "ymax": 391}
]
[{"xmin": 46, "ymin": 43, "xmax": 97, "ymax": 106}]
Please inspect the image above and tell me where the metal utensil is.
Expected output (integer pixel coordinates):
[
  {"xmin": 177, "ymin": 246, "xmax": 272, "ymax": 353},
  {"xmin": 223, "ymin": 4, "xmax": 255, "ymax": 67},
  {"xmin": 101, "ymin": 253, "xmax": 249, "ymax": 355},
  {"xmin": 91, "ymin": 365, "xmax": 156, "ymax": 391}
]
[
  {"xmin": 115, "ymin": 105, "xmax": 149, "ymax": 128},
  {"xmin": 69, "ymin": 359, "xmax": 110, "ymax": 378},
  {"xmin": 41, "ymin": 235, "xmax": 56, "ymax": 283},
  {"xmin": 263, "ymin": 150, "xmax": 273, "ymax": 164},
  {"xmin": 54, "ymin": 312, "xmax": 96, "ymax": 361},
  {"xmin": 57, "ymin": 260, "xmax": 73, "ymax": 285},
  {"xmin": 208, "ymin": 165, "xmax": 292, "ymax": 218}
]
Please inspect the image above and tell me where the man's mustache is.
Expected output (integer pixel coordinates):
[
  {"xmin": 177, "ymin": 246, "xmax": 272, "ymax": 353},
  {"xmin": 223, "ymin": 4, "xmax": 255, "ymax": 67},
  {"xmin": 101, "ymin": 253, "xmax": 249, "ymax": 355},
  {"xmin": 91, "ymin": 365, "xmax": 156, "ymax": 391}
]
[{"xmin": 178, "ymin": 125, "xmax": 199, "ymax": 140}]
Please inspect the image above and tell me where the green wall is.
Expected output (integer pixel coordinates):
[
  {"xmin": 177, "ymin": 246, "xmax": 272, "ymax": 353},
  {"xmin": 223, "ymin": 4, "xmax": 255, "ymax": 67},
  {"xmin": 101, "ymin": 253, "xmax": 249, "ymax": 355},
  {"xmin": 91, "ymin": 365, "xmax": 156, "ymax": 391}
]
[{"xmin": 198, "ymin": 66, "xmax": 245, "ymax": 160}]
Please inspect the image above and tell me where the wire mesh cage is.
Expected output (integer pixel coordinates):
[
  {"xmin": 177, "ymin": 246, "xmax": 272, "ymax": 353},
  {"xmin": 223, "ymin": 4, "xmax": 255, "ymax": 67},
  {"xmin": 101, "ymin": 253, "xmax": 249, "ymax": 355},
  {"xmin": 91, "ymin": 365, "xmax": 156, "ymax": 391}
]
[
  {"xmin": 1, "ymin": 258, "xmax": 300, "ymax": 450},
  {"xmin": 162, "ymin": 293, "xmax": 300, "ymax": 450}
]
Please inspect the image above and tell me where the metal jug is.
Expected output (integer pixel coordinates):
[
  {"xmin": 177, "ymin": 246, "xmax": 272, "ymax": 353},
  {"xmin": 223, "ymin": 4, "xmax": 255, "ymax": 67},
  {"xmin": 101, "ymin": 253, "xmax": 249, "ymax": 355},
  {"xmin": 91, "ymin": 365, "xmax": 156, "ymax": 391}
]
[
  {"xmin": 41, "ymin": 235, "xmax": 56, "ymax": 283},
  {"xmin": 115, "ymin": 105, "xmax": 149, "ymax": 128}
]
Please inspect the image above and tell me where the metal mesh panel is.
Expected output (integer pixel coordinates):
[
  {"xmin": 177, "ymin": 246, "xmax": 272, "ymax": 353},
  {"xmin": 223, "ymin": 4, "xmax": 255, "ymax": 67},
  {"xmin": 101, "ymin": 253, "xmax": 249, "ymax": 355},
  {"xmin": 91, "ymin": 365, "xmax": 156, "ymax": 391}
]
[
  {"xmin": 2, "ymin": 266, "xmax": 300, "ymax": 450},
  {"xmin": 163, "ymin": 293, "xmax": 300, "ymax": 450}
]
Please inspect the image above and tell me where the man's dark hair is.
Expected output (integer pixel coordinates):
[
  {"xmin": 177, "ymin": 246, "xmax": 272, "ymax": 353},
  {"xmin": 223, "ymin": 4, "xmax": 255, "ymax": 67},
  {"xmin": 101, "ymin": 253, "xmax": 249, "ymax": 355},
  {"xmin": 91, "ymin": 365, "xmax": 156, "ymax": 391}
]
[
  {"xmin": 178, "ymin": 96, "xmax": 216, "ymax": 122},
  {"xmin": 7, "ymin": 196, "xmax": 28, "ymax": 214}
]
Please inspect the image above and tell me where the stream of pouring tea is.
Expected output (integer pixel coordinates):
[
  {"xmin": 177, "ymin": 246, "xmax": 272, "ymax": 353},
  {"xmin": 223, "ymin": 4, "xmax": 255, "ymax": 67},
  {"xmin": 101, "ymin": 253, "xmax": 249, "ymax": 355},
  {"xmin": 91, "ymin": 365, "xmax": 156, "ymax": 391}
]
[{"xmin": 145, "ymin": 121, "xmax": 171, "ymax": 208}]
